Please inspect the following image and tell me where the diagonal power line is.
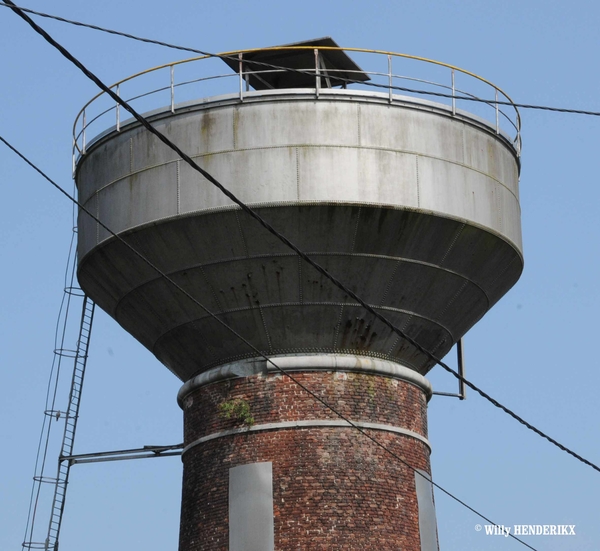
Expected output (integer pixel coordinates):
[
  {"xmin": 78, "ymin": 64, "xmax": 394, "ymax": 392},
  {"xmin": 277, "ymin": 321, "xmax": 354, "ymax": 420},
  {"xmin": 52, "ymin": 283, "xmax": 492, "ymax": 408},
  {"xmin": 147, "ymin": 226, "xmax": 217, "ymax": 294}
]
[
  {"xmin": 5, "ymin": 0, "xmax": 600, "ymax": 478},
  {"xmin": 0, "ymin": 133, "xmax": 538, "ymax": 551}
]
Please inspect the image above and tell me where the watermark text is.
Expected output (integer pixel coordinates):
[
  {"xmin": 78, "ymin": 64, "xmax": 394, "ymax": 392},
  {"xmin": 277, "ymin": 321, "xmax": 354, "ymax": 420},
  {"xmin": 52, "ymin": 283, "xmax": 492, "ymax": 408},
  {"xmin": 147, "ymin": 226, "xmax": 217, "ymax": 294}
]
[{"xmin": 474, "ymin": 524, "xmax": 576, "ymax": 537}]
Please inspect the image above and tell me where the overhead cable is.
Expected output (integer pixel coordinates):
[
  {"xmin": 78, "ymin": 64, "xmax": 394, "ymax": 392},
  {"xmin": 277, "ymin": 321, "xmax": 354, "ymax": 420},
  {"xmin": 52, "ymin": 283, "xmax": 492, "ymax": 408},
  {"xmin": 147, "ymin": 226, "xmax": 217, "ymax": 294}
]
[
  {"xmin": 2, "ymin": 1, "xmax": 600, "ymax": 117},
  {"xmin": 0, "ymin": 132, "xmax": 538, "ymax": 551},
  {"xmin": 6, "ymin": 0, "xmax": 600, "ymax": 477}
]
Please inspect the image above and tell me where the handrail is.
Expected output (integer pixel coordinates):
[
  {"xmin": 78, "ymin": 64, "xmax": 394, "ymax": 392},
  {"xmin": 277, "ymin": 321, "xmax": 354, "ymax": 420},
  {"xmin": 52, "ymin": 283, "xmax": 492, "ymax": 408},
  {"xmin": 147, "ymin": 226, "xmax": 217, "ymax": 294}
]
[{"xmin": 72, "ymin": 46, "xmax": 521, "ymax": 169}]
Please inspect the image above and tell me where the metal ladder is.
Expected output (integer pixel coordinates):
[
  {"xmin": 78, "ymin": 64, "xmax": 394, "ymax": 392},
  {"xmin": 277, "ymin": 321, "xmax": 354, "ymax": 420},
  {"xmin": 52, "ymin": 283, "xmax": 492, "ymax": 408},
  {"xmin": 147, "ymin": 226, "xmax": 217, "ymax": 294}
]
[
  {"xmin": 22, "ymin": 290, "xmax": 95, "ymax": 551},
  {"xmin": 44, "ymin": 296, "xmax": 95, "ymax": 551}
]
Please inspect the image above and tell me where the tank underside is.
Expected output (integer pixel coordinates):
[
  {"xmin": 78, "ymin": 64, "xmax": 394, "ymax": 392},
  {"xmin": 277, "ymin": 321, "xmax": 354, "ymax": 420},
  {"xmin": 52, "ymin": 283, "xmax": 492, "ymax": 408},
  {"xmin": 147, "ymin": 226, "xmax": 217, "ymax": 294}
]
[{"xmin": 77, "ymin": 203, "xmax": 522, "ymax": 381}]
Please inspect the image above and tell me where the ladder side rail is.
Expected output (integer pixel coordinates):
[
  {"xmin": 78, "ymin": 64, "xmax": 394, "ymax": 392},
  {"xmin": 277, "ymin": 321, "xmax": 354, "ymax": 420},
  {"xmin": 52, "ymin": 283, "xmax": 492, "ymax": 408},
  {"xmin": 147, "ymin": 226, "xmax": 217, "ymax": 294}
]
[{"xmin": 44, "ymin": 297, "xmax": 95, "ymax": 551}]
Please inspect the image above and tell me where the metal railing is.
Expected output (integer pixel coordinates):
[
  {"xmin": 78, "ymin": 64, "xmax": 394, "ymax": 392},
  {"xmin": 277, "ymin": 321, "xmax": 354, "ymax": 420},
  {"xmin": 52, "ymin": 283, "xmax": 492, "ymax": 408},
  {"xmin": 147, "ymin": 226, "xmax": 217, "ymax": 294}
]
[{"xmin": 72, "ymin": 46, "xmax": 521, "ymax": 170}]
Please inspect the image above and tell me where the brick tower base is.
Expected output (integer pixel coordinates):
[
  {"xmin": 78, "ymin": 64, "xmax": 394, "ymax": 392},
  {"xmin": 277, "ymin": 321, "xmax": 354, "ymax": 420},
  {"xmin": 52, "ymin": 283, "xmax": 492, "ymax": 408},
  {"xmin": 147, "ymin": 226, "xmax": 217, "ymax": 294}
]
[{"xmin": 177, "ymin": 355, "xmax": 439, "ymax": 551}]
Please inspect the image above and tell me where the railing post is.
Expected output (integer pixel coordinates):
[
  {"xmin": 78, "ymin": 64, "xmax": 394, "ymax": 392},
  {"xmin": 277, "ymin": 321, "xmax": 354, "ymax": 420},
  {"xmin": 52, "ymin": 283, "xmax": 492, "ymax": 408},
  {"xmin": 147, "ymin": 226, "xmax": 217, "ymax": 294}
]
[
  {"xmin": 238, "ymin": 53, "xmax": 244, "ymax": 102},
  {"xmin": 388, "ymin": 55, "xmax": 393, "ymax": 104},
  {"xmin": 451, "ymin": 69, "xmax": 456, "ymax": 116},
  {"xmin": 82, "ymin": 109, "xmax": 86, "ymax": 155},
  {"xmin": 314, "ymin": 48, "xmax": 320, "ymax": 99},
  {"xmin": 495, "ymin": 88, "xmax": 499, "ymax": 134},
  {"xmin": 116, "ymin": 84, "xmax": 120, "ymax": 132},
  {"xmin": 170, "ymin": 65, "xmax": 175, "ymax": 113}
]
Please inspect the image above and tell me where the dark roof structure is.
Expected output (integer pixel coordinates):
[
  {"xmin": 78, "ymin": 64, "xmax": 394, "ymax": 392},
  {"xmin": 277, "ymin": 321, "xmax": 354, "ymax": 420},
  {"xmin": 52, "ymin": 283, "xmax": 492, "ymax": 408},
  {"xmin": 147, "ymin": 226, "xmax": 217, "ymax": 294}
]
[{"xmin": 221, "ymin": 37, "xmax": 370, "ymax": 90}]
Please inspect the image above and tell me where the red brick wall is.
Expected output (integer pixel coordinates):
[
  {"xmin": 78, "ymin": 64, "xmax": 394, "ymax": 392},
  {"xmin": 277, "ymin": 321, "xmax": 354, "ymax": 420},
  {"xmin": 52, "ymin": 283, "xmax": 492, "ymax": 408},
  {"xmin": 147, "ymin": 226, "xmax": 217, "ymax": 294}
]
[{"xmin": 179, "ymin": 371, "xmax": 431, "ymax": 550}]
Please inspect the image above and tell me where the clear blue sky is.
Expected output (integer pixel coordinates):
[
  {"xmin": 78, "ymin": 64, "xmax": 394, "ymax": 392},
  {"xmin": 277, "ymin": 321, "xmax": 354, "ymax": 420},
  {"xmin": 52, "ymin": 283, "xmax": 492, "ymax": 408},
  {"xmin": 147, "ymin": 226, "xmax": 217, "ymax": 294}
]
[{"xmin": 1, "ymin": 1, "xmax": 599, "ymax": 550}]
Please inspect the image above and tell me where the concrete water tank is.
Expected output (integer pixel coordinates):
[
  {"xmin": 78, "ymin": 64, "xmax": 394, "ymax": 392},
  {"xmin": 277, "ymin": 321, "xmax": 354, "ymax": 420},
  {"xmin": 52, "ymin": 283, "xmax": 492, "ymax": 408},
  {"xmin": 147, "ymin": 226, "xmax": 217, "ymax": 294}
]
[{"xmin": 74, "ymin": 38, "xmax": 522, "ymax": 550}]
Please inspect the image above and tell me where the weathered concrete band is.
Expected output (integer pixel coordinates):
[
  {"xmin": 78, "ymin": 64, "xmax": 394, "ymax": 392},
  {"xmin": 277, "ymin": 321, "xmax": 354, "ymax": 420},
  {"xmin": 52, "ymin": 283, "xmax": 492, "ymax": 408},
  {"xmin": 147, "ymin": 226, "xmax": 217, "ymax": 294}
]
[
  {"xmin": 177, "ymin": 354, "xmax": 433, "ymax": 406},
  {"xmin": 182, "ymin": 419, "xmax": 432, "ymax": 456}
]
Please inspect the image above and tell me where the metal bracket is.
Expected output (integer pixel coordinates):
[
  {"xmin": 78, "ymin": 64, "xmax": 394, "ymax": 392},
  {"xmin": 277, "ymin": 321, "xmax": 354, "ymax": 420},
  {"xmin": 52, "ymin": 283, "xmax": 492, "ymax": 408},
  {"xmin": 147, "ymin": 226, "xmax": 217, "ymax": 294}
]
[
  {"xmin": 61, "ymin": 443, "xmax": 183, "ymax": 465},
  {"xmin": 432, "ymin": 338, "xmax": 466, "ymax": 400}
]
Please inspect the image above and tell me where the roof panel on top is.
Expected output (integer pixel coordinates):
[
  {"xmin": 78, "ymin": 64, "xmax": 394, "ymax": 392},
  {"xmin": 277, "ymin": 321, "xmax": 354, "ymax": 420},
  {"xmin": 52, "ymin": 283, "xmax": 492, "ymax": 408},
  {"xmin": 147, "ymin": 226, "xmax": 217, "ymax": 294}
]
[{"xmin": 221, "ymin": 37, "xmax": 370, "ymax": 90}]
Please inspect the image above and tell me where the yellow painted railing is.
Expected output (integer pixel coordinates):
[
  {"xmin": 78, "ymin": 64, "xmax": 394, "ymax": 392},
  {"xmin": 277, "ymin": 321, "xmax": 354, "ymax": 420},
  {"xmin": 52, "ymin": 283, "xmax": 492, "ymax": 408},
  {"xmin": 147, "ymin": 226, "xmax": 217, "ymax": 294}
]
[{"xmin": 73, "ymin": 46, "xmax": 521, "ymax": 168}]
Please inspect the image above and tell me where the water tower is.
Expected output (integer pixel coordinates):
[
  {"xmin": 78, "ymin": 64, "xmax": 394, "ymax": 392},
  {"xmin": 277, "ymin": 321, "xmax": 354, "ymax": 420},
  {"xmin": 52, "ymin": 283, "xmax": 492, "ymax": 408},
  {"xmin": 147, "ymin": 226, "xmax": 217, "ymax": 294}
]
[{"xmin": 74, "ymin": 38, "xmax": 522, "ymax": 551}]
